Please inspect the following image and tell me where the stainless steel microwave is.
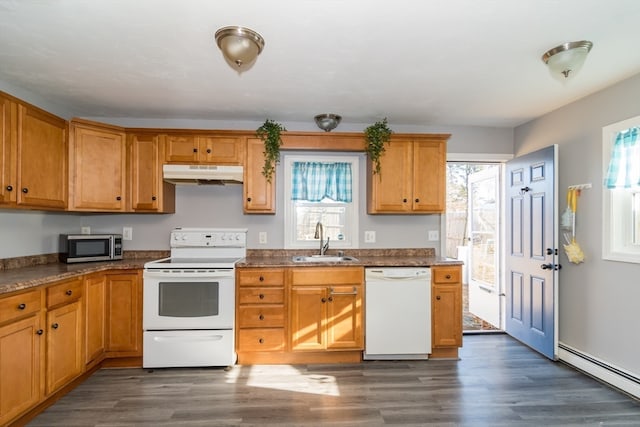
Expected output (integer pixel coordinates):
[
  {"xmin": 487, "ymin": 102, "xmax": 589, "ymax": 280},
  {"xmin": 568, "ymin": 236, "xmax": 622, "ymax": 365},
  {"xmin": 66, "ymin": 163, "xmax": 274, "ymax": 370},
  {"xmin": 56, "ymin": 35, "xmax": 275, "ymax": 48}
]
[{"xmin": 59, "ymin": 234, "xmax": 123, "ymax": 263}]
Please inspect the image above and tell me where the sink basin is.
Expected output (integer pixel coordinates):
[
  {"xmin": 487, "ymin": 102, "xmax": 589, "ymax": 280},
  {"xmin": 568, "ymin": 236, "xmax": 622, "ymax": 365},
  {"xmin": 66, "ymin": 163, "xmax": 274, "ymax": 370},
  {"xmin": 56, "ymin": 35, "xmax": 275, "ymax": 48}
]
[{"xmin": 292, "ymin": 255, "xmax": 359, "ymax": 263}]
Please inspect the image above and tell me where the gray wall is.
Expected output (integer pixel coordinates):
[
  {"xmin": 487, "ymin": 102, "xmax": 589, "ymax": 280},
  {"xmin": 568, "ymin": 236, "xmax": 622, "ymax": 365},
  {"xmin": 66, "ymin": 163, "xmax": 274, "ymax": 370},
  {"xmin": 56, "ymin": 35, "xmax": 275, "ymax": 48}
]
[{"xmin": 514, "ymin": 73, "xmax": 640, "ymax": 377}]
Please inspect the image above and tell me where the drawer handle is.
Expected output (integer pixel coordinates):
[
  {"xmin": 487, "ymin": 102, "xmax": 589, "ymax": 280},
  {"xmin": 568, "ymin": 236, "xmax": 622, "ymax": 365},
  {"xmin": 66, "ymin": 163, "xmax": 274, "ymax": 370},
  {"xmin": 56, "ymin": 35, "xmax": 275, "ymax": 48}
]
[
  {"xmin": 329, "ymin": 286, "xmax": 358, "ymax": 296},
  {"xmin": 259, "ymin": 276, "xmax": 264, "ymax": 282},
  {"xmin": 445, "ymin": 274, "xmax": 451, "ymax": 279},
  {"xmin": 436, "ymin": 296, "xmax": 441, "ymax": 300},
  {"xmin": 259, "ymin": 314, "xmax": 265, "ymax": 320},
  {"xmin": 6, "ymin": 185, "xmax": 12, "ymax": 191},
  {"xmin": 415, "ymin": 198, "xmax": 419, "ymax": 203},
  {"xmin": 259, "ymin": 294, "xmax": 265, "ymax": 299},
  {"xmin": 52, "ymin": 323, "xmax": 59, "ymax": 329},
  {"xmin": 22, "ymin": 187, "xmax": 29, "ymax": 194},
  {"xmin": 18, "ymin": 303, "xmax": 26, "ymax": 310},
  {"xmin": 152, "ymin": 196, "xmax": 157, "ymax": 201},
  {"xmin": 36, "ymin": 329, "xmax": 44, "ymax": 335},
  {"xmin": 66, "ymin": 290, "xmax": 73, "ymax": 296},
  {"xmin": 206, "ymin": 148, "xmax": 212, "ymax": 154},
  {"xmin": 258, "ymin": 338, "xmax": 264, "ymax": 344},
  {"xmin": 321, "ymin": 297, "xmax": 327, "ymax": 303}
]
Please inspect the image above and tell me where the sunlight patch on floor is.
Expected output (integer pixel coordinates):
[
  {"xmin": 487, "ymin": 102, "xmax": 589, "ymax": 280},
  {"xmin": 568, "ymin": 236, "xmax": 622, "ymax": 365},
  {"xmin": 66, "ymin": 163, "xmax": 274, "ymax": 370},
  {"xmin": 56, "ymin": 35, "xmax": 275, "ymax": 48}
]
[{"xmin": 225, "ymin": 365, "xmax": 340, "ymax": 396}]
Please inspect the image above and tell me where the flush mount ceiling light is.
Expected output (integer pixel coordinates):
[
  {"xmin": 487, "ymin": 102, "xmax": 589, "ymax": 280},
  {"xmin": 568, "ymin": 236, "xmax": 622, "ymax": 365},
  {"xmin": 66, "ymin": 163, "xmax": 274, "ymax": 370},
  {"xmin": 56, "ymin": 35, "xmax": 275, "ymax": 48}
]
[
  {"xmin": 215, "ymin": 26, "xmax": 264, "ymax": 71},
  {"xmin": 542, "ymin": 40, "xmax": 593, "ymax": 81},
  {"xmin": 314, "ymin": 114, "xmax": 342, "ymax": 132}
]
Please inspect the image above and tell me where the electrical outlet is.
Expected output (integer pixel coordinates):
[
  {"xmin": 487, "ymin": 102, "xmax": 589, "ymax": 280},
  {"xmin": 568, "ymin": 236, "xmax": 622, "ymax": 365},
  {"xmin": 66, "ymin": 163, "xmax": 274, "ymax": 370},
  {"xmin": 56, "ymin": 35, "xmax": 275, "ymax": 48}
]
[
  {"xmin": 428, "ymin": 230, "xmax": 439, "ymax": 241},
  {"xmin": 123, "ymin": 227, "xmax": 133, "ymax": 241},
  {"xmin": 364, "ymin": 231, "xmax": 376, "ymax": 243},
  {"xmin": 259, "ymin": 231, "xmax": 268, "ymax": 244},
  {"xmin": 81, "ymin": 226, "xmax": 91, "ymax": 235}
]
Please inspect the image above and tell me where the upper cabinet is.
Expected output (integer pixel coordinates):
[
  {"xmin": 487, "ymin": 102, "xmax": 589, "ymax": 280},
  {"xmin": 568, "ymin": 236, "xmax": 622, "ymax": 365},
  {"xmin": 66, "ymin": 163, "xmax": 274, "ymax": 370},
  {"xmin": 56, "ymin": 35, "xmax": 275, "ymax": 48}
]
[
  {"xmin": 129, "ymin": 132, "xmax": 175, "ymax": 213},
  {"xmin": 69, "ymin": 119, "xmax": 126, "ymax": 211},
  {"xmin": 164, "ymin": 133, "xmax": 244, "ymax": 165},
  {"xmin": 0, "ymin": 93, "xmax": 17, "ymax": 204},
  {"xmin": 368, "ymin": 134, "xmax": 449, "ymax": 214},
  {"xmin": 17, "ymin": 102, "xmax": 68, "ymax": 209},
  {"xmin": 244, "ymin": 137, "xmax": 275, "ymax": 214}
]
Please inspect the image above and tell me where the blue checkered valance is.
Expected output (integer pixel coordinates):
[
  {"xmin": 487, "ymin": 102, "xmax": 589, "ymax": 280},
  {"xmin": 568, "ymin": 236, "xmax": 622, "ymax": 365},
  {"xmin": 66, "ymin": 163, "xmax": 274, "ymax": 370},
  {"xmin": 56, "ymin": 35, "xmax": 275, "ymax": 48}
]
[
  {"xmin": 605, "ymin": 127, "xmax": 640, "ymax": 189},
  {"xmin": 291, "ymin": 161, "xmax": 352, "ymax": 202}
]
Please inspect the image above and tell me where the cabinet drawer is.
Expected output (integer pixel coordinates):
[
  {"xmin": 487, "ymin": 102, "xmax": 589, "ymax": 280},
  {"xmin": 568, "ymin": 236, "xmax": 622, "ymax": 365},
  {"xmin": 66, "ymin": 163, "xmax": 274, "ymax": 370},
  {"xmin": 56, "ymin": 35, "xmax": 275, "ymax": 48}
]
[
  {"xmin": 291, "ymin": 267, "xmax": 363, "ymax": 285},
  {"xmin": 238, "ymin": 306, "xmax": 284, "ymax": 328},
  {"xmin": 0, "ymin": 289, "xmax": 42, "ymax": 324},
  {"xmin": 238, "ymin": 287, "xmax": 284, "ymax": 305},
  {"xmin": 47, "ymin": 278, "xmax": 83, "ymax": 308},
  {"xmin": 238, "ymin": 328, "xmax": 285, "ymax": 351},
  {"xmin": 432, "ymin": 267, "xmax": 461, "ymax": 284},
  {"xmin": 237, "ymin": 269, "xmax": 284, "ymax": 286}
]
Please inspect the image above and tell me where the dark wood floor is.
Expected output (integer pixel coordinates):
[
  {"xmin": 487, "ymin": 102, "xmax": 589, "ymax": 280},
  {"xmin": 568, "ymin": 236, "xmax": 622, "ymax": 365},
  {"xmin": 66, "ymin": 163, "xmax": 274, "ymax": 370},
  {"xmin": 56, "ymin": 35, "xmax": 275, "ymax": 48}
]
[{"xmin": 28, "ymin": 334, "xmax": 640, "ymax": 426}]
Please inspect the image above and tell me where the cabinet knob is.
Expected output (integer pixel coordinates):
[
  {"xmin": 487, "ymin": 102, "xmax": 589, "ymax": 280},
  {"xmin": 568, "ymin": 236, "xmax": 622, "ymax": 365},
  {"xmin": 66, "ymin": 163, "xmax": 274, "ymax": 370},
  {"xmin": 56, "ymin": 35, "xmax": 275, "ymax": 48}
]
[
  {"xmin": 321, "ymin": 297, "xmax": 327, "ymax": 303},
  {"xmin": 116, "ymin": 196, "xmax": 122, "ymax": 201},
  {"xmin": 6, "ymin": 185, "xmax": 12, "ymax": 192},
  {"xmin": 66, "ymin": 290, "xmax": 73, "ymax": 296},
  {"xmin": 415, "ymin": 198, "xmax": 419, "ymax": 203},
  {"xmin": 193, "ymin": 148, "xmax": 198, "ymax": 153},
  {"xmin": 22, "ymin": 187, "xmax": 28, "ymax": 194},
  {"xmin": 36, "ymin": 329, "xmax": 44, "ymax": 335},
  {"xmin": 259, "ymin": 276, "xmax": 264, "ymax": 282},
  {"xmin": 259, "ymin": 293, "xmax": 265, "ymax": 299},
  {"xmin": 445, "ymin": 274, "xmax": 451, "ymax": 279},
  {"xmin": 52, "ymin": 323, "xmax": 59, "ymax": 329},
  {"xmin": 403, "ymin": 198, "xmax": 407, "ymax": 203},
  {"xmin": 18, "ymin": 303, "xmax": 26, "ymax": 310},
  {"xmin": 436, "ymin": 296, "xmax": 441, "ymax": 300},
  {"xmin": 206, "ymin": 148, "xmax": 212, "ymax": 154},
  {"xmin": 247, "ymin": 197, "xmax": 252, "ymax": 202},
  {"xmin": 258, "ymin": 338, "xmax": 264, "ymax": 344},
  {"xmin": 328, "ymin": 296, "xmax": 333, "ymax": 302},
  {"xmin": 152, "ymin": 196, "xmax": 157, "ymax": 201},
  {"xmin": 259, "ymin": 314, "xmax": 265, "ymax": 320}
]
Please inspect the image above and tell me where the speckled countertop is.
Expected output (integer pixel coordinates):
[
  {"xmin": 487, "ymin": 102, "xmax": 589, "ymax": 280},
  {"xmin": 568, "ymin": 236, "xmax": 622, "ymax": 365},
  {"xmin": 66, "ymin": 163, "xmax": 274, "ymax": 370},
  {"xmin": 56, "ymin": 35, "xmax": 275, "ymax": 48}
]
[{"xmin": 0, "ymin": 249, "xmax": 462, "ymax": 296}]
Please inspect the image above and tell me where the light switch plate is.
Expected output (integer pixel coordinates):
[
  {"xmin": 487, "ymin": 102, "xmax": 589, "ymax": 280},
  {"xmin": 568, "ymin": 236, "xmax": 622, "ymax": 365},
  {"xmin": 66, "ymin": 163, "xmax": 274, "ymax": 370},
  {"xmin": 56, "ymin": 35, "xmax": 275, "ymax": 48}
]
[
  {"xmin": 428, "ymin": 230, "xmax": 439, "ymax": 241},
  {"xmin": 259, "ymin": 231, "xmax": 268, "ymax": 244},
  {"xmin": 364, "ymin": 231, "xmax": 376, "ymax": 243},
  {"xmin": 81, "ymin": 226, "xmax": 91, "ymax": 235},
  {"xmin": 123, "ymin": 227, "xmax": 133, "ymax": 241}
]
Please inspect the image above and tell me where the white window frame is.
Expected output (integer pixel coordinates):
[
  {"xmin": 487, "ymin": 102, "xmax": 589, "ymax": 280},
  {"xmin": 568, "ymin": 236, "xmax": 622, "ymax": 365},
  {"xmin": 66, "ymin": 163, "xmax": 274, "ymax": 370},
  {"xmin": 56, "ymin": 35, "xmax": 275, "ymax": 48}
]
[
  {"xmin": 283, "ymin": 154, "xmax": 359, "ymax": 250},
  {"xmin": 602, "ymin": 115, "xmax": 640, "ymax": 263}
]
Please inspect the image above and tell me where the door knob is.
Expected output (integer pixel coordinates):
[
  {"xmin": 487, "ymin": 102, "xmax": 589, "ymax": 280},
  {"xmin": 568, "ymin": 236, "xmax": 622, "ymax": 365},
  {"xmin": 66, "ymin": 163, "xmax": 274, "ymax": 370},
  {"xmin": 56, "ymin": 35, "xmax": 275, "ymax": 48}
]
[{"xmin": 541, "ymin": 263, "xmax": 553, "ymax": 270}]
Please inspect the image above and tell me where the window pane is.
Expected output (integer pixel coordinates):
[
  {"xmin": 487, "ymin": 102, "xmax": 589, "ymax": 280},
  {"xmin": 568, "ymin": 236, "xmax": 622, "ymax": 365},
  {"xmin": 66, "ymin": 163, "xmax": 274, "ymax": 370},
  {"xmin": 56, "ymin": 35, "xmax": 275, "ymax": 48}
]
[
  {"xmin": 294, "ymin": 203, "xmax": 347, "ymax": 242},
  {"xmin": 634, "ymin": 192, "xmax": 640, "ymax": 245}
]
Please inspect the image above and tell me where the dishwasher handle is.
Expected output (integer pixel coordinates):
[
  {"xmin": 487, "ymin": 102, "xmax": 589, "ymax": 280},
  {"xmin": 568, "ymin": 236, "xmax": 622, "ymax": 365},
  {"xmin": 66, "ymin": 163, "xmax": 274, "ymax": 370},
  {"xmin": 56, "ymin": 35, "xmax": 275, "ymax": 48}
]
[{"xmin": 366, "ymin": 269, "xmax": 431, "ymax": 281}]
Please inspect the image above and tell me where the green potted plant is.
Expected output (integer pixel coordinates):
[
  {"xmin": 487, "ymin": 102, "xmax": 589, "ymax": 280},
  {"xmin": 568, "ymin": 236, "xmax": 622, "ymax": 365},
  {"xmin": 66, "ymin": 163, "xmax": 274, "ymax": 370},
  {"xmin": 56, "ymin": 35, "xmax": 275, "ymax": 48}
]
[
  {"xmin": 256, "ymin": 119, "xmax": 286, "ymax": 182},
  {"xmin": 364, "ymin": 118, "xmax": 392, "ymax": 175}
]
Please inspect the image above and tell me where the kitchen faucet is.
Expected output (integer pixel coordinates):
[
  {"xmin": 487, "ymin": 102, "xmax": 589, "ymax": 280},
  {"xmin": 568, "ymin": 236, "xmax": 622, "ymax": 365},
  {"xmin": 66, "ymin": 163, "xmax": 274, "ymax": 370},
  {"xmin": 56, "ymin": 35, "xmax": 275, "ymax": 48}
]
[{"xmin": 314, "ymin": 221, "xmax": 330, "ymax": 256}]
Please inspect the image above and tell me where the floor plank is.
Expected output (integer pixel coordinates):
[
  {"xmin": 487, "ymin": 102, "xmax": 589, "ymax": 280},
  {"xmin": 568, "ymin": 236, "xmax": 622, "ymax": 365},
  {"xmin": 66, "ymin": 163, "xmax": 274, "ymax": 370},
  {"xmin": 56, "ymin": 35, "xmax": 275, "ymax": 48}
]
[{"xmin": 27, "ymin": 334, "xmax": 640, "ymax": 426}]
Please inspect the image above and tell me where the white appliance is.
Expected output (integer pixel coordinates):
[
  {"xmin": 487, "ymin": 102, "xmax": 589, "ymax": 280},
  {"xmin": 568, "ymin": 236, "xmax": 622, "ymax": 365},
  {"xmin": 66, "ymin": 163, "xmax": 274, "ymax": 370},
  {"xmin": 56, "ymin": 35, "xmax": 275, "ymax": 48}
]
[
  {"xmin": 162, "ymin": 164, "xmax": 243, "ymax": 185},
  {"xmin": 143, "ymin": 227, "xmax": 247, "ymax": 368},
  {"xmin": 364, "ymin": 267, "xmax": 432, "ymax": 360}
]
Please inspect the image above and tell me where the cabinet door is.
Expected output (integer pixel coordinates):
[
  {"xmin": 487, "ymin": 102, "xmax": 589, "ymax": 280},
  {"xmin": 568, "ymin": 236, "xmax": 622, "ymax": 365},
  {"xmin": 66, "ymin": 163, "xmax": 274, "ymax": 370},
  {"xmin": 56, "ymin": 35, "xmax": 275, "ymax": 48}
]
[
  {"xmin": 106, "ymin": 273, "xmax": 141, "ymax": 355},
  {"xmin": 198, "ymin": 136, "xmax": 243, "ymax": 164},
  {"xmin": 130, "ymin": 133, "xmax": 175, "ymax": 212},
  {"xmin": 46, "ymin": 300, "xmax": 83, "ymax": 395},
  {"xmin": 412, "ymin": 139, "xmax": 446, "ymax": 212},
  {"xmin": 290, "ymin": 286, "xmax": 326, "ymax": 351},
  {"xmin": 368, "ymin": 140, "xmax": 412, "ymax": 213},
  {"xmin": 432, "ymin": 283, "xmax": 462, "ymax": 348},
  {"xmin": 164, "ymin": 134, "xmax": 199, "ymax": 163},
  {"xmin": 85, "ymin": 274, "xmax": 106, "ymax": 366},
  {"xmin": 0, "ymin": 94, "xmax": 17, "ymax": 204},
  {"xmin": 17, "ymin": 104, "xmax": 67, "ymax": 209},
  {"xmin": 326, "ymin": 285, "xmax": 363, "ymax": 350},
  {"xmin": 0, "ymin": 314, "xmax": 43, "ymax": 426},
  {"xmin": 70, "ymin": 121, "xmax": 126, "ymax": 211},
  {"xmin": 244, "ymin": 138, "xmax": 275, "ymax": 213}
]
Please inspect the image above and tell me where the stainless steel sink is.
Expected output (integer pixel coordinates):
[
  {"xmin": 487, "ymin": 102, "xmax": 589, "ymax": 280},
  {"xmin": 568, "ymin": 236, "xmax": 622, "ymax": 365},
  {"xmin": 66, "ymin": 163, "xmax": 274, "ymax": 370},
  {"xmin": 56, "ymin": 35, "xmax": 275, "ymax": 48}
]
[{"xmin": 292, "ymin": 255, "xmax": 359, "ymax": 263}]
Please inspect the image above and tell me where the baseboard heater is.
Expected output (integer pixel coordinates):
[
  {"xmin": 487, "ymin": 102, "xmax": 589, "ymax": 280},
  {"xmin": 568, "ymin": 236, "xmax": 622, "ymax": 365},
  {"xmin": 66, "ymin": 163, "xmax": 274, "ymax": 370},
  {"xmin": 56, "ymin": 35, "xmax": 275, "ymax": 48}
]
[{"xmin": 558, "ymin": 342, "xmax": 640, "ymax": 399}]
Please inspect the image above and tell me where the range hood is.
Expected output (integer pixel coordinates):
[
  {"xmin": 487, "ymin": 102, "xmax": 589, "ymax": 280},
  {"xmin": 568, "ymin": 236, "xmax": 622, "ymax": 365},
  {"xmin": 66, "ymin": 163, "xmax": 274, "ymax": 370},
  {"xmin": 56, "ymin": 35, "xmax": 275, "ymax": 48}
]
[{"xmin": 163, "ymin": 164, "xmax": 243, "ymax": 185}]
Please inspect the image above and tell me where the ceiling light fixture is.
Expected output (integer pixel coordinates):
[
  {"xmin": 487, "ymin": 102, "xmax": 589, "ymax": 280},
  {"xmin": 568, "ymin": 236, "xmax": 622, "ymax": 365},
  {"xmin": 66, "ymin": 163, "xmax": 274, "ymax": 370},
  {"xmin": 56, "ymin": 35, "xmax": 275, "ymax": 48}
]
[
  {"xmin": 542, "ymin": 40, "xmax": 593, "ymax": 81},
  {"xmin": 215, "ymin": 26, "xmax": 265, "ymax": 71},
  {"xmin": 314, "ymin": 114, "xmax": 342, "ymax": 132}
]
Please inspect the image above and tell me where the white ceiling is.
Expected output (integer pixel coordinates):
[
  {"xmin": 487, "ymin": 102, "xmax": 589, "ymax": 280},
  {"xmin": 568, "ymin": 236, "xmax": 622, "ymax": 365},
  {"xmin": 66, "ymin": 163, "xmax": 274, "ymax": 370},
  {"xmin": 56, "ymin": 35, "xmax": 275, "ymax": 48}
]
[{"xmin": 1, "ymin": 0, "xmax": 640, "ymax": 129}]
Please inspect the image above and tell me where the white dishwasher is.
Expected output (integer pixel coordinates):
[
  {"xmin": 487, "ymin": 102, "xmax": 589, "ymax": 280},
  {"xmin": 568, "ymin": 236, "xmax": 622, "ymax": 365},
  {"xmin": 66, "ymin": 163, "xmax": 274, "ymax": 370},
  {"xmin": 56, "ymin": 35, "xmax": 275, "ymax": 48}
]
[{"xmin": 364, "ymin": 267, "xmax": 431, "ymax": 360}]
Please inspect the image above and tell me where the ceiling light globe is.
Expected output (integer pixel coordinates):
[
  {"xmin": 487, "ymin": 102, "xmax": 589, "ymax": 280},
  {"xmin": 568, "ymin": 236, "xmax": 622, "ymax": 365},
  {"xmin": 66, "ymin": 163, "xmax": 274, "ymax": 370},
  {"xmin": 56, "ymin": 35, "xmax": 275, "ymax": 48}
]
[
  {"xmin": 215, "ymin": 26, "xmax": 264, "ymax": 69},
  {"xmin": 542, "ymin": 40, "xmax": 593, "ymax": 81}
]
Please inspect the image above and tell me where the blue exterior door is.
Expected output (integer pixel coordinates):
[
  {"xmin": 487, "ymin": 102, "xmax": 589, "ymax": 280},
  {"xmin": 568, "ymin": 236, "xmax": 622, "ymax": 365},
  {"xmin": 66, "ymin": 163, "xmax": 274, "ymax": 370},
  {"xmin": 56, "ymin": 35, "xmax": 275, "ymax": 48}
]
[{"xmin": 505, "ymin": 145, "xmax": 558, "ymax": 360}]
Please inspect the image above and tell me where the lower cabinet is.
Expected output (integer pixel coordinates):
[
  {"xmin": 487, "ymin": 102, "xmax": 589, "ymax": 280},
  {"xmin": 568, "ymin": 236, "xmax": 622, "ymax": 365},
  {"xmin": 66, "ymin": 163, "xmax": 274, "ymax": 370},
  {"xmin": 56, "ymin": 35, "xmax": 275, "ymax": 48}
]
[
  {"xmin": 431, "ymin": 265, "xmax": 463, "ymax": 359},
  {"xmin": 0, "ymin": 289, "xmax": 44, "ymax": 426},
  {"xmin": 85, "ymin": 273, "xmax": 106, "ymax": 367},
  {"xmin": 105, "ymin": 271, "xmax": 142, "ymax": 356}
]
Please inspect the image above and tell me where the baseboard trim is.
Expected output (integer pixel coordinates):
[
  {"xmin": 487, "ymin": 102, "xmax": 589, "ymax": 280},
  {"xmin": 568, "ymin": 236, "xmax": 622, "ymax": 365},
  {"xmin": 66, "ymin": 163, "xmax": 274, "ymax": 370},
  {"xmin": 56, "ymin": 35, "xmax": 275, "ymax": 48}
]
[{"xmin": 558, "ymin": 341, "xmax": 640, "ymax": 399}]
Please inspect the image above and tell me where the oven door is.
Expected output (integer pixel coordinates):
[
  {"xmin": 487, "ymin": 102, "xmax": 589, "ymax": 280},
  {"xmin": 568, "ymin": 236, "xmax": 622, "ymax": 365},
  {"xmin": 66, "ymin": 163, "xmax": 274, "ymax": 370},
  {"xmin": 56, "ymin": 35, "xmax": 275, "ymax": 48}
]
[{"xmin": 143, "ymin": 269, "xmax": 235, "ymax": 330}]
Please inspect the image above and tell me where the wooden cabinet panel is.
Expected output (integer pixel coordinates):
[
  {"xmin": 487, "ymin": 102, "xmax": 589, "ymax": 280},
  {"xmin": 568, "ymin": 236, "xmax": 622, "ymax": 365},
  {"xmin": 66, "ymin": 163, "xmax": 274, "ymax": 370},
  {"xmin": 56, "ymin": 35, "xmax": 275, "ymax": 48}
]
[
  {"xmin": 85, "ymin": 274, "xmax": 106, "ymax": 366},
  {"xmin": 368, "ymin": 140, "xmax": 412, "ymax": 212},
  {"xmin": 129, "ymin": 132, "xmax": 175, "ymax": 212},
  {"xmin": 431, "ymin": 265, "xmax": 463, "ymax": 358},
  {"xmin": 198, "ymin": 136, "xmax": 243, "ymax": 164},
  {"xmin": 0, "ymin": 313, "xmax": 43, "ymax": 426},
  {"xmin": 46, "ymin": 277, "xmax": 83, "ymax": 308},
  {"xmin": 17, "ymin": 103, "xmax": 67, "ymax": 209},
  {"xmin": 0, "ymin": 288, "xmax": 41, "ymax": 324},
  {"xmin": 0, "ymin": 93, "xmax": 17, "ymax": 204},
  {"xmin": 412, "ymin": 140, "xmax": 446, "ymax": 212},
  {"xmin": 238, "ymin": 328, "xmax": 285, "ymax": 352},
  {"xmin": 106, "ymin": 272, "xmax": 141, "ymax": 355},
  {"xmin": 237, "ymin": 268, "xmax": 284, "ymax": 287},
  {"xmin": 238, "ymin": 305, "xmax": 285, "ymax": 328},
  {"xmin": 290, "ymin": 286, "xmax": 326, "ymax": 351},
  {"xmin": 69, "ymin": 119, "xmax": 126, "ymax": 211},
  {"xmin": 238, "ymin": 287, "xmax": 284, "ymax": 305},
  {"xmin": 46, "ymin": 299, "xmax": 83, "ymax": 395},
  {"xmin": 244, "ymin": 137, "xmax": 275, "ymax": 213},
  {"xmin": 326, "ymin": 285, "xmax": 363, "ymax": 350},
  {"xmin": 164, "ymin": 134, "xmax": 199, "ymax": 162}
]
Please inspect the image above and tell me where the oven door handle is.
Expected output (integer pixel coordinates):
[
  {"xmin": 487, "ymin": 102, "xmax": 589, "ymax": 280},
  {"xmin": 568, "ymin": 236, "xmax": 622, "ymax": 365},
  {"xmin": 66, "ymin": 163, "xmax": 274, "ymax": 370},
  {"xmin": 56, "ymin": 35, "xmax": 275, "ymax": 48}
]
[
  {"xmin": 151, "ymin": 334, "xmax": 227, "ymax": 343},
  {"xmin": 143, "ymin": 270, "xmax": 234, "ymax": 279}
]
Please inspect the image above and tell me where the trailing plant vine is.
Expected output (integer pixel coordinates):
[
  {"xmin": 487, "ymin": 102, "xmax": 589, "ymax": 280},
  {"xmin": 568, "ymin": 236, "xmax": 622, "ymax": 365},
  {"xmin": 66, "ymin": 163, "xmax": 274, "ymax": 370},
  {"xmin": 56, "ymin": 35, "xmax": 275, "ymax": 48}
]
[
  {"xmin": 256, "ymin": 119, "xmax": 286, "ymax": 182},
  {"xmin": 364, "ymin": 118, "xmax": 392, "ymax": 175}
]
